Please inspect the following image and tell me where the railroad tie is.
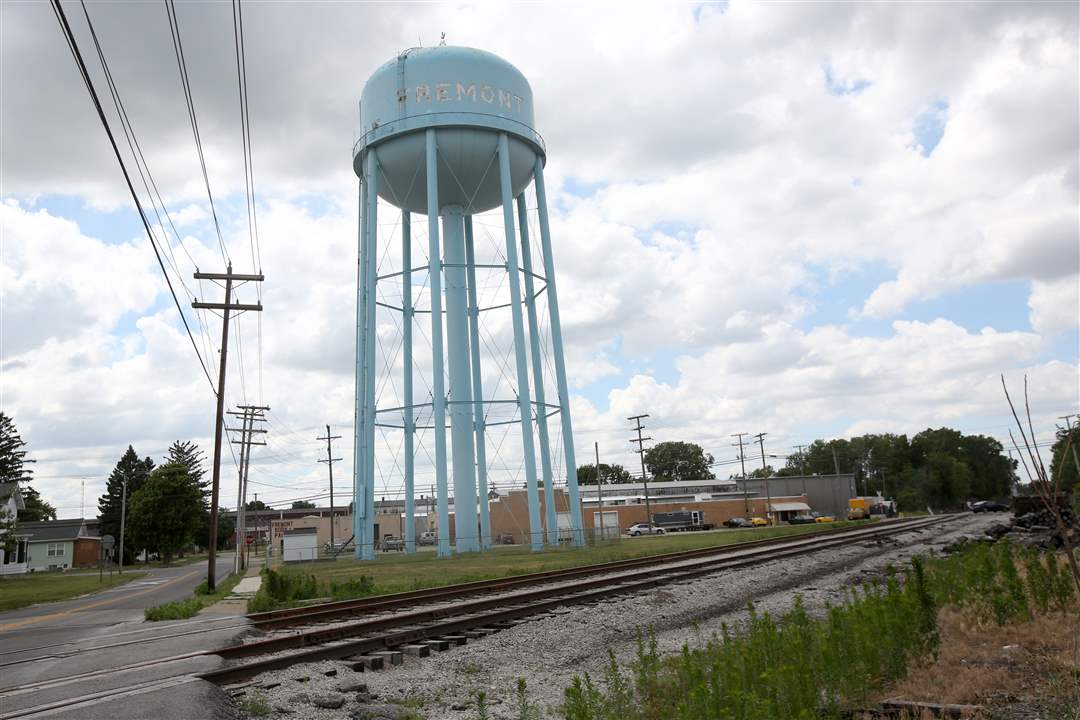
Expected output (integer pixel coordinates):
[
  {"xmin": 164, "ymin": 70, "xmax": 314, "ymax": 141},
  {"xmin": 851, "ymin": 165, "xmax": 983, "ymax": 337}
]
[
  {"xmin": 400, "ymin": 644, "xmax": 431, "ymax": 657},
  {"xmin": 372, "ymin": 650, "xmax": 403, "ymax": 666},
  {"xmin": 441, "ymin": 635, "xmax": 468, "ymax": 646},
  {"xmin": 423, "ymin": 639, "xmax": 451, "ymax": 651}
]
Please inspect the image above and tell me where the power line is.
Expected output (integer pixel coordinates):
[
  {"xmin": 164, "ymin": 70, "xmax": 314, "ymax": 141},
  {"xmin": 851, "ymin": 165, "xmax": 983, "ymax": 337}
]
[
  {"xmin": 164, "ymin": 0, "xmax": 230, "ymax": 265},
  {"xmin": 49, "ymin": 0, "xmax": 215, "ymax": 394}
]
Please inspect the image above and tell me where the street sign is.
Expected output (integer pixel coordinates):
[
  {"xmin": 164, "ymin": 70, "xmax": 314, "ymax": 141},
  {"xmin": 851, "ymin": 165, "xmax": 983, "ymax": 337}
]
[
  {"xmin": 101, "ymin": 534, "xmax": 115, "ymax": 550},
  {"xmin": 245, "ymin": 536, "xmax": 254, "ymax": 545}
]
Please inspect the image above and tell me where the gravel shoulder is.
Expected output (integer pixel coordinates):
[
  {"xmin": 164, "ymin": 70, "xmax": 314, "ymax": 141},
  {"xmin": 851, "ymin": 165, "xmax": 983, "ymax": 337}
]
[{"xmin": 234, "ymin": 514, "xmax": 1002, "ymax": 720}]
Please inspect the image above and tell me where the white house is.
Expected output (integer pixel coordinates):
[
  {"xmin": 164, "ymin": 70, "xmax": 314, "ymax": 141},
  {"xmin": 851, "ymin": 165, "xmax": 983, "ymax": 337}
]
[{"xmin": 0, "ymin": 482, "xmax": 30, "ymax": 575}]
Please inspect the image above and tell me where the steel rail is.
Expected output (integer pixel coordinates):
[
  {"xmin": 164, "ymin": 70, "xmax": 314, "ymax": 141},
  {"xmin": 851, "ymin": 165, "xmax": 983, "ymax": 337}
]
[
  {"xmin": 200, "ymin": 515, "xmax": 951, "ymax": 684},
  {"xmin": 247, "ymin": 517, "xmax": 931, "ymax": 629},
  {"xmin": 0, "ymin": 516, "xmax": 953, "ymax": 718}
]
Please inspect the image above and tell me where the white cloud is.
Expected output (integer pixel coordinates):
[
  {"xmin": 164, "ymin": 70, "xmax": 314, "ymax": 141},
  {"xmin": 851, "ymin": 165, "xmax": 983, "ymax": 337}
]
[{"xmin": 2, "ymin": 1, "xmax": 1077, "ymax": 515}]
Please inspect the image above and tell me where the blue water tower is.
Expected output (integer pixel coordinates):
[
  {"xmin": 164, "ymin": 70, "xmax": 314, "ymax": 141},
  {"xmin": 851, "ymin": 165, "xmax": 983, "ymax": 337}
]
[{"xmin": 352, "ymin": 46, "xmax": 584, "ymax": 558}]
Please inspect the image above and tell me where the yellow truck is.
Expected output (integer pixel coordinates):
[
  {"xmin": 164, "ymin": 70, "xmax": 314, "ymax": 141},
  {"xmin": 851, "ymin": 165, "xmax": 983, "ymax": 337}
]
[{"xmin": 848, "ymin": 497, "xmax": 869, "ymax": 520}]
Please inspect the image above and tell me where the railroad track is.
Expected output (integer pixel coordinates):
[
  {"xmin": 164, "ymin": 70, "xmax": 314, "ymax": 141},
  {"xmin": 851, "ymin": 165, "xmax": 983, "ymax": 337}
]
[{"xmin": 0, "ymin": 515, "xmax": 956, "ymax": 719}]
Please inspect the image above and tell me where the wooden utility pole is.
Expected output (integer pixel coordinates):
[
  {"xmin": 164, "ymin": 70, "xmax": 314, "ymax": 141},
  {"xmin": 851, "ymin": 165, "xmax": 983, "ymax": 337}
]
[
  {"xmin": 1059, "ymin": 415, "xmax": 1080, "ymax": 477},
  {"xmin": 754, "ymin": 432, "xmax": 772, "ymax": 525},
  {"xmin": 628, "ymin": 414, "xmax": 653, "ymax": 527},
  {"xmin": 228, "ymin": 405, "xmax": 268, "ymax": 571},
  {"xmin": 732, "ymin": 432, "xmax": 749, "ymax": 514},
  {"xmin": 192, "ymin": 263, "xmax": 263, "ymax": 590},
  {"xmin": 594, "ymin": 441, "xmax": 605, "ymax": 541},
  {"xmin": 317, "ymin": 425, "xmax": 342, "ymax": 551}
]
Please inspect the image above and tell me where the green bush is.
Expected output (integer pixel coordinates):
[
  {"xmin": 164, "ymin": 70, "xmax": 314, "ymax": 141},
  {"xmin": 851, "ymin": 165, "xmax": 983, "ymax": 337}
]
[
  {"xmin": 561, "ymin": 570, "xmax": 938, "ymax": 720},
  {"xmin": 247, "ymin": 569, "xmax": 377, "ymax": 612},
  {"xmin": 330, "ymin": 575, "xmax": 375, "ymax": 600},
  {"xmin": 558, "ymin": 543, "xmax": 1078, "ymax": 720},
  {"xmin": 144, "ymin": 597, "xmax": 203, "ymax": 621}
]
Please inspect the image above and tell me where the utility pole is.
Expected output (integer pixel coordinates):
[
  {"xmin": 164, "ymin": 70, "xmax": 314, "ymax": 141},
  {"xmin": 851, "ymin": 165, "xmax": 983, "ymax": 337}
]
[
  {"xmin": 628, "ymin": 414, "xmax": 653, "ymax": 527},
  {"xmin": 594, "ymin": 441, "xmax": 605, "ymax": 542},
  {"xmin": 794, "ymin": 444, "xmax": 807, "ymax": 496},
  {"xmin": 1059, "ymin": 415, "xmax": 1080, "ymax": 477},
  {"xmin": 118, "ymin": 476, "xmax": 127, "ymax": 574},
  {"xmin": 318, "ymin": 425, "xmax": 343, "ymax": 551},
  {"xmin": 193, "ymin": 263, "xmax": 263, "ymax": 590},
  {"xmin": 732, "ymin": 433, "xmax": 749, "ymax": 514},
  {"xmin": 228, "ymin": 405, "xmax": 268, "ymax": 571},
  {"xmin": 754, "ymin": 433, "xmax": 772, "ymax": 525}
]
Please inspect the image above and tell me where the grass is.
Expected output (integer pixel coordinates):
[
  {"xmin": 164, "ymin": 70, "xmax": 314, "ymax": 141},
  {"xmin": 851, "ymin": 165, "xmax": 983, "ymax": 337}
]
[
  {"xmin": 0, "ymin": 570, "xmax": 146, "ymax": 612},
  {"xmin": 143, "ymin": 570, "xmax": 244, "ymax": 621},
  {"xmin": 237, "ymin": 691, "xmax": 270, "ymax": 717},
  {"xmin": 276, "ymin": 521, "xmax": 866, "ymax": 598},
  {"xmin": 550, "ymin": 542, "xmax": 1077, "ymax": 720}
]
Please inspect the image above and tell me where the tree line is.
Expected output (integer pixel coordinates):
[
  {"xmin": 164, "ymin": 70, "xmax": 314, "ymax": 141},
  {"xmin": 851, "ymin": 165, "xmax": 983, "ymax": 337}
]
[{"xmin": 576, "ymin": 427, "xmax": 1048, "ymax": 512}]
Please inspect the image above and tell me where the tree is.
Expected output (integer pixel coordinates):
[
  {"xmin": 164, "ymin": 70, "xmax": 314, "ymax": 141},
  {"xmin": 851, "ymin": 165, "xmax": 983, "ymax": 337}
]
[
  {"xmin": 195, "ymin": 507, "xmax": 234, "ymax": 551},
  {"xmin": 127, "ymin": 462, "xmax": 203, "ymax": 564},
  {"xmin": 577, "ymin": 463, "xmax": 634, "ymax": 485},
  {"xmin": 643, "ymin": 441, "xmax": 715, "ymax": 482},
  {"xmin": 748, "ymin": 465, "xmax": 775, "ymax": 479},
  {"xmin": 0, "ymin": 412, "xmax": 55, "ymax": 521},
  {"xmin": 97, "ymin": 446, "xmax": 154, "ymax": 564},
  {"xmin": 291, "ymin": 500, "xmax": 316, "ymax": 509},
  {"xmin": 245, "ymin": 499, "xmax": 269, "ymax": 511},
  {"xmin": 1049, "ymin": 424, "xmax": 1080, "ymax": 493},
  {"xmin": 166, "ymin": 441, "xmax": 208, "ymax": 498}
]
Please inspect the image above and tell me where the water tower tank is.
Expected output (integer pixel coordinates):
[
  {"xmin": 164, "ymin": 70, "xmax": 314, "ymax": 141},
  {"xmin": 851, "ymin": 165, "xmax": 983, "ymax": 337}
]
[
  {"xmin": 353, "ymin": 46, "xmax": 544, "ymax": 214},
  {"xmin": 351, "ymin": 45, "xmax": 582, "ymax": 563}
]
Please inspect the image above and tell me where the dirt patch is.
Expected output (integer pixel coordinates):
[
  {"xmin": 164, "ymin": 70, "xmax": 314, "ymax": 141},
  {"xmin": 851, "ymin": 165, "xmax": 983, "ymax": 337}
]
[{"xmin": 883, "ymin": 606, "xmax": 1080, "ymax": 718}]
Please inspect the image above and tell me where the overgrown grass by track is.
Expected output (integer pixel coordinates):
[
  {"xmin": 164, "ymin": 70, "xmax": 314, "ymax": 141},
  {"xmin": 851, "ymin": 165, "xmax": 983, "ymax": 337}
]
[
  {"xmin": 143, "ymin": 571, "xmax": 244, "ymax": 621},
  {"xmin": 552, "ymin": 541, "xmax": 1077, "ymax": 720},
  {"xmin": 0, "ymin": 570, "xmax": 146, "ymax": 612},
  {"xmin": 273, "ymin": 521, "xmax": 867, "ymax": 599}
]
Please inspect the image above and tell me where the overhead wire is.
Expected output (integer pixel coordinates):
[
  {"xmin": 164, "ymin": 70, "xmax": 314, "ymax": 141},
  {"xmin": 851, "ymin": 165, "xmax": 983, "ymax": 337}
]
[{"xmin": 49, "ymin": 0, "xmax": 216, "ymax": 395}]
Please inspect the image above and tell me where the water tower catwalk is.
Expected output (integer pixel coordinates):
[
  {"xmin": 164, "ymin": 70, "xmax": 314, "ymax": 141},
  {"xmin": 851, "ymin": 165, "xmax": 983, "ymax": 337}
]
[{"xmin": 352, "ymin": 46, "xmax": 584, "ymax": 559}]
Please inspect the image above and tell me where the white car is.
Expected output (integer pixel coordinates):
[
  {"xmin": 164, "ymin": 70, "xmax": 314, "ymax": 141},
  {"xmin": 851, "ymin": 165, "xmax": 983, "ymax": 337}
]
[{"xmin": 626, "ymin": 522, "xmax": 665, "ymax": 537}]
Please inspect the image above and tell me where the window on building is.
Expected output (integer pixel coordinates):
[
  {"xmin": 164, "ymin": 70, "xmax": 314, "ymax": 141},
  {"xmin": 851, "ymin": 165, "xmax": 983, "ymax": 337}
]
[{"xmin": 47, "ymin": 543, "xmax": 64, "ymax": 557}]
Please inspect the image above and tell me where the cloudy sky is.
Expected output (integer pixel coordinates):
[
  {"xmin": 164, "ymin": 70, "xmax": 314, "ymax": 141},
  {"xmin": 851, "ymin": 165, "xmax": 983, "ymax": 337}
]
[{"xmin": 2, "ymin": 1, "xmax": 1077, "ymax": 519}]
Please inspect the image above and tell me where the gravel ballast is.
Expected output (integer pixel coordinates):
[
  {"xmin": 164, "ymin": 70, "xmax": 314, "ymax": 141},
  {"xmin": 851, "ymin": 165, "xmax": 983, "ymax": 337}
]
[{"xmin": 234, "ymin": 514, "xmax": 1002, "ymax": 720}]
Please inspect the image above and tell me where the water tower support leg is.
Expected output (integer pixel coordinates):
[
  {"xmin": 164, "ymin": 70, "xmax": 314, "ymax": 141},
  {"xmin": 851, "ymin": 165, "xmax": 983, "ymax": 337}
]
[
  {"xmin": 464, "ymin": 216, "xmax": 492, "ymax": 549},
  {"xmin": 497, "ymin": 133, "xmax": 543, "ymax": 552},
  {"xmin": 426, "ymin": 129, "xmax": 451, "ymax": 558},
  {"xmin": 353, "ymin": 178, "xmax": 368, "ymax": 560},
  {"xmin": 442, "ymin": 207, "xmax": 480, "ymax": 553},
  {"xmin": 533, "ymin": 158, "xmax": 585, "ymax": 547},
  {"xmin": 363, "ymin": 149, "xmax": 380, "ymax": 561},
  {"xmin": 516, "ymin": 194, "xmax": 558, "ymax": 546},
  {"xmin": 402, "ymin": 210, "xmax": 415, "ymax": 554}
]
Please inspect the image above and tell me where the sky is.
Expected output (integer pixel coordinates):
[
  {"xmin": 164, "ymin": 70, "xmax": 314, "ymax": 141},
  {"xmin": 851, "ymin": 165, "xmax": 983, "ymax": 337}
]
[{"xmin": 2, "ymin": 1, "xmax": 1077, "ymax": 520}]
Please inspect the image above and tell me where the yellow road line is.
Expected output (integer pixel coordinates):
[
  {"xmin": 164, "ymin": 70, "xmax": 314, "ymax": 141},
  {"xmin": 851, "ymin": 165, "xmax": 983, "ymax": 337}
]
[{"xmin": 0, "ymin": 570, "xmax": 200, "ymax": 633}]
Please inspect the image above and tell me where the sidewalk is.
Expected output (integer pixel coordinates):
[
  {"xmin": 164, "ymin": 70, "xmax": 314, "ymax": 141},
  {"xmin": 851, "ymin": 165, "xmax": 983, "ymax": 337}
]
[{"xmin": 199, "ymin": 557, "xmax": 264, "ymax": 616}]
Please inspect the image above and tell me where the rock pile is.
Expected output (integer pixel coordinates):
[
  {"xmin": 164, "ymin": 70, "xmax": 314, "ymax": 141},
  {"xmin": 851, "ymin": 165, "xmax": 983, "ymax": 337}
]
[{"xmin": 944, "ymin": 504, "xmax": 1079, "ymax": 552}]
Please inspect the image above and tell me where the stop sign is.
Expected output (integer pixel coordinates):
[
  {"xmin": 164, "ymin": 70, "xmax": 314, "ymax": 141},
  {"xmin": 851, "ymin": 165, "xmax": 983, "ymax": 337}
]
[{"xmin": 245, "ymin": 536, "xmax": 254, "ymax": 545}]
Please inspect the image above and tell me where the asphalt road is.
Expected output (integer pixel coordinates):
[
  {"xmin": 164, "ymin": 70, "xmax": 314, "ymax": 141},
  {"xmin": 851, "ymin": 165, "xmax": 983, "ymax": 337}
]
[{"xmin": 0, "ymin": 557, "xmax": 249, "ymax": 719}]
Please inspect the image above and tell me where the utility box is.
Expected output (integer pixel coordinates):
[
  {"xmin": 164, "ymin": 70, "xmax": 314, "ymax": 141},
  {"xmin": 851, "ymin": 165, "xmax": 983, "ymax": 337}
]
[{"xmin": 282, "ymin": 527, "xmax": 318, "ymax": 563}]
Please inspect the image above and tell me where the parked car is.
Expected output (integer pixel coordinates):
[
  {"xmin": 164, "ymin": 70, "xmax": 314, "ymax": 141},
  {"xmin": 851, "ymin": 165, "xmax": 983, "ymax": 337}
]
[
  {"xmin": 972, "ymin": 500, "xmax": 1009, "ymax": 513},
  {"xmin": 323, "ymin": 540, "xmax": 351, "ymax": 553},
  {"xmin": 381, "ymin": 535, "xmax": 404, "ymax": 551},
  {"xmin": 814, "ymin": 515, "xmax": 836, "ymax": 523},
  {"xmin": 724, "ymin": 517, "xmax": 750, "ymax": 528},
  {"xmin": 788, "ymin": 515, "xmax": 816, "ymax": 525},
  {"xmin": 749, "ymin": 517, "xmax": 768, "ymax": 527},
  {"xmin": 417, "ymin": 531, "xmax": 438, "ymax": 546},
  {"xmin": 626, "ymin": 522, "xmax": 665, "ymax": 537}
]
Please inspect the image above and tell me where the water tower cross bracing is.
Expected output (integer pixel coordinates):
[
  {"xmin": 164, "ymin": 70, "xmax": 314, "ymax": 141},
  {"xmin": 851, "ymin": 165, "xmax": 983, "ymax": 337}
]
[{"xmin": 352, "ymin": 45, "xmax": 584, "ymax": 558}]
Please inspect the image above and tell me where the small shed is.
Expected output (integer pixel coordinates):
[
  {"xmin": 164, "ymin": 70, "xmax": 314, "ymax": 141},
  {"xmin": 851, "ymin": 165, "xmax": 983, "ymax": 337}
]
[{"xmin": 282, "ymin": 527, "xmax": 318, "ymax": 563}]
